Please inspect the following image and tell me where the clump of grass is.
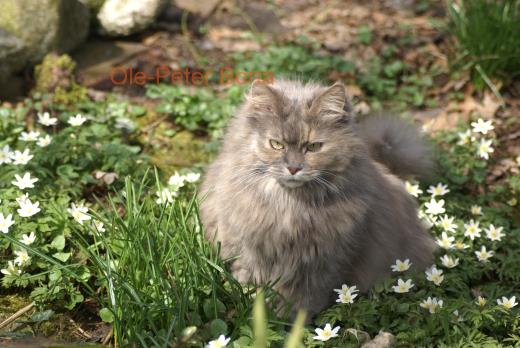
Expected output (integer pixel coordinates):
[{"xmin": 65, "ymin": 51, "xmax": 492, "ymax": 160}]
[
  {"xmin": 447, "ymin": 0, "xmax": 520, "ymax": 90},
  {"xmin": 74, "ymin": 174, "xmax": 254, "ymax": 347}
]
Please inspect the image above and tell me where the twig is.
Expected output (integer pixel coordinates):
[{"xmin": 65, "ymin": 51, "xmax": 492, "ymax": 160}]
[
  {"xmin": 0, "ymin": 302, "xmax": 35, "ymax": 330},
  {"xmin": 69, "ymin": 318, "xmax": 92, "ymax": 339},
  {"xmin": 102, "ymin": 326, "xmax": 113, "ymax": 346}
]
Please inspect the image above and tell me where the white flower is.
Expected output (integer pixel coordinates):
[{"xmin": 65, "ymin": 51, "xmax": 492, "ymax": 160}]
[
  {"xmin": 334, "ymin": 284, "xmax": 358, "ymax": 296},
  {"xmin": 424, "ymin": 198, "xmax": 445, "ymax": 215},
  {"xmin": 93, "ymin": 220, "xmax": 106, "ymax": 233},
  {"xmin": 0, "ymin": 261, "xmax": 22, "ymax": 276},
  {"xmin": 438, "ymin": 215, "xmax": 457, "ymax": 233},
  {"xmin": 10, "ymin": 149, "xmax": 33, "ymax": 165},
  {"xmin": 16, "ymin": 193, "xmax": 29, "ymax": 205},
  {"xmin": 68, "ymin": 114, "xmax": 87, "ymax": 127},
  {"xmin": 37, "ymin": 112, "xmax": 58, "ymax": 126},
  {"xmin": 457, "ymin": 129, "xmax": 474, "ymax": 145},
  {"xmin": 427, "ymin": 183, "xmax": 450, "ymax": 197},
  {"xmin": 405, "ymin": 181, "xmax": 422, "ymax": 197},
  {"xmin": 485, "ymin": 224, "xmax": 505, "ymax": 242},
  {"xmin": 336, "ymin": 291, "xmax": 358, "ymax": 304},
  {"xmin": 334, "ymin": 284, "xmax": 358, "ymax": 304},
  {"xmin": 425, "ymin": 266, "xmax": 444, "ymax": 285},
  {"xmin": 184, "ymin": 172, "xmax": 201, "ymax": 183},
  {"xmin": 0, "ymin": 145, "xmax": 13, "ymax": 165},
  {"xmin": 470, "ymin": 205, "xmax": 482, "ymax": 215},
  {"xmin": 471, "ymin": 118, "xmax": 494, "ymax": 135},
  {"xmin": 478, "ymin": 139, "xmax": 494, "ymax": 160},
  {"xmin": 392, "ymin": 278, "xmax": 414, "ymax": 293},
  {"xmin": 497, "ymin": 296, "xmax": 517, "ymax": 310},
  {"xmin": 391, "ymin": 259, "xmax": 412, "ymax": 272},
  {"xmin": 37, "ymin": 134, "xmax": 52, "ymax": 147},
  {"xmin": 436, "ymin": 232, "xmax": 454, "ymax": 250},
  {"xmin": 440, "ymin": 255, "xmax": 459, "ymax": 268},
  {"xmin": 313, "ymin": 324, "xmax": 340, "ymax": 342},
  {"xmin": 156, "ymin": 188, "xmax": 177, "ymax": 205},
  {"xmin": 0, "ymin": 213, "xmax": 15, "ymax": 233},
  {"xmin": 11, "ymin": 172, "xmax": 38, "ymax": 190},
  {"xmin": 452, "ymin": 242, "xmax": 467, "ymax": 252},
  {"xmin": 206, "ymin": 335, "xmax": 230, "ymax": 348},
  {"xmin": 19, "ymin": 131, "xmax": 40, "ymax": 142},
  {"xmin": 20, "ymin": 232, "xmax": 36, "ymax": 245},
  {"xmin": 168, "ymin": 172, "xmax": 186, "ymax": 190},
  {"xmin": 67, "ymin": 203, "xmax": 91, "ymax": 225},
  {"xmin": 17, "ymin": 198, "xmax": 41, "ymax": 217},
  {"xmin": 464, "ymin": 220, "xmax": 481, "ymax": 240},
  {"xmin": 453, "ymin": 310, "xmax": 465, "ymax": 322},
  {"xmin": 475, "ymin": 246, "xmax": 494, "ymax": 263},
  {"xmin": 420, "ymin": 297, "xmax": 443, "ymax": 314},
  {"xmin": 476, "ymin": 296, "xmax": 487, "ymax": 306},
  {"xmin": 14, "ymin": 249, "xmax": 30, "ymax": 266}
]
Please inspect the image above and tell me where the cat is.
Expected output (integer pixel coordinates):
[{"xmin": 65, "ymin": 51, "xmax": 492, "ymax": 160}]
[{"xmin": 199, "ymin": 79, "xmax": 436, "ymax": 317}]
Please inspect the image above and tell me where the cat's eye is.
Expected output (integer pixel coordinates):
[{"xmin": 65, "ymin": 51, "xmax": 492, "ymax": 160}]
[
  {"xmin": 269, "ymin": 139, "xmax": 285, "ymax": 150},
  {"xmin": 306, "ymin": 142, "xmax": 323, "ymax": 152}
]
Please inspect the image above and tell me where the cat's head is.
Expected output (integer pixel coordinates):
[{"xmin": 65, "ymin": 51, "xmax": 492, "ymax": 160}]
[{"xmin": 242, "ymin": 79, "xmax": 363, "ymax": 189}]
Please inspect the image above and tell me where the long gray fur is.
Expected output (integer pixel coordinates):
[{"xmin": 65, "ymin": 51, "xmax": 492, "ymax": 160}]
[{"xmin": 200, "ymin": 79, "xmax": 436, "ymax": 317}]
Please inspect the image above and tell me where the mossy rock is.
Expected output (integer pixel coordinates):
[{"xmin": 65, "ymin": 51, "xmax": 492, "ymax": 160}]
[
  {"xmin": 0, "ymin": 0, "xmax": 90, "ymax": 79},
  {"xmin": 33, "ymin": 53, "xmax": 88, "ymax": 105}
]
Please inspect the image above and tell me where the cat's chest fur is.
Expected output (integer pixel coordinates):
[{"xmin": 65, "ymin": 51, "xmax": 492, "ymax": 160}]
[{"xmin": 220, "ymin": 178, "xmax": 366, "ymax": 284}]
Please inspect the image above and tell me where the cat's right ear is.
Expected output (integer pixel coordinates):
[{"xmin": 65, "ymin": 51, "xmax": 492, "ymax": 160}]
[
  {"xmin": 247, "ymin": 79, "xmax": 283, "ymax": 115},
  {"xmin": 309, "ymin": 82, "xmax": 353, "ymax": 124}
]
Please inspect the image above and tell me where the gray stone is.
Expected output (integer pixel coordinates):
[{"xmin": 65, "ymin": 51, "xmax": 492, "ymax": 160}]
[
  {"xmin": 0, "ymin": 28, "xmax": 26, "ymax": 82},
  {"xmin": 0, "ymin": 0, "xmax": 90, "ymax": 79},
  {"xmin": 97, "ymin": 0, "xmax": 166, "ymax": 36}
]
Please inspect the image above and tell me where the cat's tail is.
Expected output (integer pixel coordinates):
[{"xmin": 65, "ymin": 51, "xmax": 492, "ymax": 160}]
[{"xmin": 356, "ymin": 115, "xmax": 434, "ymax": 179}]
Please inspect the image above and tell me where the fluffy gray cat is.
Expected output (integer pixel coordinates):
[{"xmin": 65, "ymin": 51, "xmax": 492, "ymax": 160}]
[{"xmin": 200, "ymin": 79, "xmax": 436, "ymax": 316}]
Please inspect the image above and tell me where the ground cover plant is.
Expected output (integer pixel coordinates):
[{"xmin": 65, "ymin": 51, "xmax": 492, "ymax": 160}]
[{"xmin": 1, "ymin": 0, "xmax": 520, "ymax": 347}]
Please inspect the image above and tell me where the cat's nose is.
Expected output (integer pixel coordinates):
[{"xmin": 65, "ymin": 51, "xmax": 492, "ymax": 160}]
[{"xmin": 287, "ymin": 166, "xmax": 301, "ymax": 175}]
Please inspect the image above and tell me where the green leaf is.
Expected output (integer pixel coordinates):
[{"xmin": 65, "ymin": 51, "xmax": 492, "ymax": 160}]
[
  {"xmin": 99, "ymin": 308, "xmax": 114, "ymax": 323},
  {"xmin": 210, "ymin": 319, "xmax": 228, "ymax": 337},
  {"xmin": 52, "ymin": 252, "xmax": 71, "ymax": 262},
  {"xmin": 29, "ymin": 310, "xmax": 54, "ymax": 323},
  {"xmin": 51, "ymin": 235, "xmax": 66, "ymax": 251}
]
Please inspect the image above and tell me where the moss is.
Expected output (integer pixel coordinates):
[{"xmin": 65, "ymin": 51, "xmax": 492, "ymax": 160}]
[
  {"xmin": 33, "ymin": 53, "xmax": 88, "ymax": 106},
  {"xmin": 52, "ymin": 83, "xmax": 89, "ymax": 106},
  {"xmin": 151, "ymin": 131, "xmax": 211, "ymax": 173},
  {"xmin": 0, "ymin": 294, "xmax": 32, "ymax": 319},
  {"xmin": 34, "ymin": 53, "xmax": 76, "ymax": 93}
]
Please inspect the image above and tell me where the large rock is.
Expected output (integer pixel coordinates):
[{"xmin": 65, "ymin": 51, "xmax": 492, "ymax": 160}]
[
  {"xmin": 0, "ymin": 0, "xmax": 90, "ymax": 80},
  {"xmin": 97, "ymin": 0, "xmax": 166, "ymax": 36},
  {"xmin": 0, "ymin": 28, "xmax": 26, "ymax": 82}
]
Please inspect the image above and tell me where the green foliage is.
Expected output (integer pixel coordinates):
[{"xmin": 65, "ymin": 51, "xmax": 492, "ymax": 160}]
[
  {"xmin": 0, "ymin": 97, "xmax": 146, "ymax": 309},
  {"xmin": 69, "ymin": 175, "xmax": 254, "ymax": 347},
  {"xmin": 448, "ymin": 0, "xmax": 520, "ymax": 89},
  {"xmin": 146, "ymin": 84, "xmax": 244, "ymax": 138},
  {"xmin": 2, "ymin": 43, "xmax": 520, "ymax": 347},
  {"xmin": 232, "ymin": 42, "xmax": 436, "ymax": 110},
  {"xmin": 358, "ymin": 56, "xmax": 437, "ymax": 109},
  {"xmin": 233, "ymin": 43, "xmax": 355, "ymax": 82}
]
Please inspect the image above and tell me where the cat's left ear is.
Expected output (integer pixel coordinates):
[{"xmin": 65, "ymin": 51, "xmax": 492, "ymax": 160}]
[{"xmin": 309, "ymin": 82, "xmax": 352, "ymax": 122}]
